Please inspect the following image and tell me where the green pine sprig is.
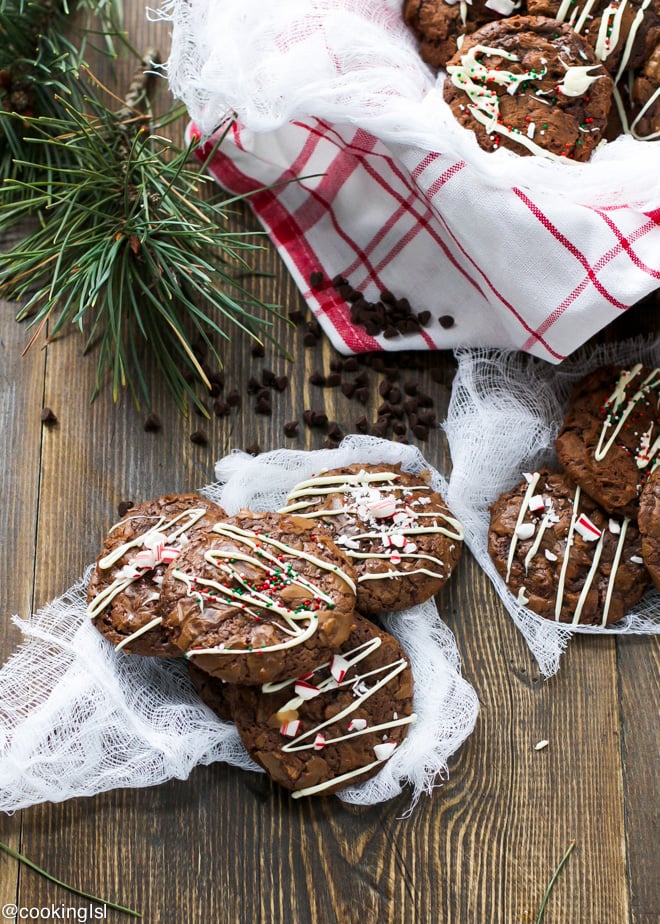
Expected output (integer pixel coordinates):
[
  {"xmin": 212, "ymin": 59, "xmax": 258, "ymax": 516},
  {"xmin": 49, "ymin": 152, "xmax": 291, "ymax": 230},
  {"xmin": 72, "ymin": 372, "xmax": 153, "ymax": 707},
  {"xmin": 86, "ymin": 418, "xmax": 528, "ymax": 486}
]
[{"xmin": 0, "ymin": 71, "xmax": 287, "ymax": 412}]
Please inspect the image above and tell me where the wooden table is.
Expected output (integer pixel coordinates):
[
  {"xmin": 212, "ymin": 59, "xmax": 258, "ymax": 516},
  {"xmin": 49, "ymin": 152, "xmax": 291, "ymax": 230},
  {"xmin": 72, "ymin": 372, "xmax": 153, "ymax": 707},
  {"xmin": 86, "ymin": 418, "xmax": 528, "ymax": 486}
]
[{"xmin": 0, "ymin": 6, "xmax": 658, "ymax": 923}]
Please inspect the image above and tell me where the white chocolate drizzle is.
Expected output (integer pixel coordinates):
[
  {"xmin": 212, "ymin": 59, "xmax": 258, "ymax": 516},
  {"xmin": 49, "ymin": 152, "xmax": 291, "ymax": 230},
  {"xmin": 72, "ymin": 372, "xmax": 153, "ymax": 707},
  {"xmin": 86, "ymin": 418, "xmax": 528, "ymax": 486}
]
[{"xmin": 594, "ymin": 365, "xmax": 659, "ymax": 464}]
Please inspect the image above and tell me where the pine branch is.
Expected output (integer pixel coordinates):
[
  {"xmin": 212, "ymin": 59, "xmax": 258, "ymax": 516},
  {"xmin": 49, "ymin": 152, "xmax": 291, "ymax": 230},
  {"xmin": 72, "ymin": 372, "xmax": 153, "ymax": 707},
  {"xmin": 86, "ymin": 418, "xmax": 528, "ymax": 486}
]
[{"xmin": 0, "ymin": 73, "xmax": 287, "ymax": 413}]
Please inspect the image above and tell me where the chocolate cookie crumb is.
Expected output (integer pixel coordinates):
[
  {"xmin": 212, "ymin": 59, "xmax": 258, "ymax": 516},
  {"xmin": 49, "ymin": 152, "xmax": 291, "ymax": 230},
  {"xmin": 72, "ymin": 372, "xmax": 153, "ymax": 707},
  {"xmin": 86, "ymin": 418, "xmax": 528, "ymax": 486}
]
[{"xmin": 190, "ymin": 430, "xmax": 208, "ymax": 445}]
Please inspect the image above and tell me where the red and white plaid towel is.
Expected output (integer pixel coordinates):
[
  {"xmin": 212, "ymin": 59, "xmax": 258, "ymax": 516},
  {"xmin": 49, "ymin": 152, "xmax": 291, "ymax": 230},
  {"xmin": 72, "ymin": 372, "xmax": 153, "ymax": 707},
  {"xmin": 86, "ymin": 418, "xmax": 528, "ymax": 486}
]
[{"xmin": 196, "ymin": 118, "xmax": 660, "ymax": 362}]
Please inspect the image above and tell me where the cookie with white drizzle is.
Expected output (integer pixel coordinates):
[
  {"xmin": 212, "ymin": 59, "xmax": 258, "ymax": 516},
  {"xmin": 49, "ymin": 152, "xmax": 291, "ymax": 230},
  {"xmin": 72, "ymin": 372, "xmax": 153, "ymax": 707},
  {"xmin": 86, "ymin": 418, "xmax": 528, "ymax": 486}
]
[
  {"xmin": 403, "ymin": 0, "xmax": 523, "ymax": 70},
  {"xmin": 526, "ymin": 0, "xmax": 659, "ymax": 77},
  {"xmin": 160, "ymin": 511, "xmax": 358, "ymax": 685},
  {"xmin": 629, "ymin": 42, "xmax": 660, "ymax": 139},
  {"xmin": 555, "ymin": 364, "xmax": 660, "ymax": 518},
  {"xmin": 87, "ymin": 494, "xmax": 226, "ymax": 657},
  {"xmin": 442, "ymin": 15, "xmax": 614, "ymax": 161},
  {"xmin": 226, "ymin": 613, "xmax": 416, "ymax": 799},
  {"xmin": 279, "ymin": 463, "xmax": 463, "ymax": 615},
  {"xmin": 638, "ymin": 465, "xmax": 660, "ymax": 589},
  {"xmin": 488, "ymin": 468, "xmax": 650, "ymax": 625}
]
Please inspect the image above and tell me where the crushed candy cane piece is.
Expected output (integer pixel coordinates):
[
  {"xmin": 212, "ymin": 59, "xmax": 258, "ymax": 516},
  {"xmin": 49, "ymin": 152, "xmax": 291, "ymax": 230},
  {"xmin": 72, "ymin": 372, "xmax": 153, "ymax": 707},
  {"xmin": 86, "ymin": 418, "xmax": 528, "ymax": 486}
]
[
  {"xmin": 529, "ymin": 494, "xmax": 545, "ymax": 512},
  {"xmin": 280, "ymin": 720, "xmax": 301, "ymax": 738},
  {"xmin": 294, "ymin": 680, "xmax": 321, "ymax": 700},
  {"xmin": 389, "ymin": 553, "xmax": 402, "ymax": 565},
  {"xmin": 142, "ymin": 530, "xmax": 168, "ymax": 550},
  {"xmin": 313, "ymin": 733, "xmax": 326, "ymax": 750},
  {"xmin": 373, "ymin": 741, "xmax": 397, "ymax": 761},
  {"xmin": 330, "ymin": 654, "xmax": 349, "ymax": 683},
  {"xmin": 544, "ymin": 549, "xmax": 558, "ymax": 562},
  {"xmin": 348, "ymin": 718, "xmax": 368, "ymax": 732},
  {"xmin": 367, "ymin": 497, "xmax": 397, "ymax": 518},
  {"xmin": 608, "ymin": 519, "xmax": 621, "ymax": 535},
  {"xmin": 515, "ymin": 523, "xmax": 536, "ymax": 541},
  {"xmin": 575, "ymin": 514, "xmax": 602, "ymax": 541}
]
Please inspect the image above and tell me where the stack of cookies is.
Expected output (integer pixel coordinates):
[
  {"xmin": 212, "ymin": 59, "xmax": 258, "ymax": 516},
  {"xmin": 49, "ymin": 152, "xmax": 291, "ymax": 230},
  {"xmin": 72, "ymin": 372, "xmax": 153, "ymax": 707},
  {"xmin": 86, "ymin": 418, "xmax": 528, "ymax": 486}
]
[
  {"xmin": 87, "ymin": 464, "xmax": 464, "ymax": 798},
  {"xmin": 403, "ymin": 0, "xmax": 659, "ymax": 159},
  {"xmin": 488, "ymin": 363, "xmax": 659, "ymax": 626}
]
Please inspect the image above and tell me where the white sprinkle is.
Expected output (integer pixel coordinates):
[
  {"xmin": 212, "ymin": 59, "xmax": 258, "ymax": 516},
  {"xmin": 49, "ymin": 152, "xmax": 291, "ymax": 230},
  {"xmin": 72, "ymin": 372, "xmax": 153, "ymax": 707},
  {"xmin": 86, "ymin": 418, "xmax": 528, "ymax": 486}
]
[
  {"xmin": 534, "ymin": 740, "xmax": 549, "ymax": 751},
  {"xmin": 373, "ymin": 741, "xmax": 397, "ymax": 761},
  {"xmin": 529, "ymin": 493, "xmax": 544, "ymax": 511}
]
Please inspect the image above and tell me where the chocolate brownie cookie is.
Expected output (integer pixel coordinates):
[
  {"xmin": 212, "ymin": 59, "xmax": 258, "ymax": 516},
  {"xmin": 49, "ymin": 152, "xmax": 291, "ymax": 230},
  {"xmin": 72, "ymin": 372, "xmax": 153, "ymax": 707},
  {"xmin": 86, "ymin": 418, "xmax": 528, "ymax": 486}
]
[
  {"xmin": 161, "ymin": 511, "xmax": 357, "ymax": 685},
  {"xmin": 279, "ymin": 463, "xmax": 463, "ymax": 615},
  {"xmin": 87, "ymin": 494, "xmax": 225, "ymax": 657},
  {"xmin": 187, "ymin": 661, "xmax": 233, "ymax": 721},
  {"xmin": 442, "ymin": 16, "xmax": 614, "ymax": 160},
  {"xmin": 525, "ymin": 0, "xmax": 660, "ymax": 76},
  {"xmin": 403, "ymin": 0, "xmax": 522, "ymax": 70},
  {"xmin": 630, "ymin": 43, "xmax": 660, "ymax": 138},
  {"xmin": 638, "ymin": 466, "xmax": 660, "ymax": 589},
  {"xmin": 555, "ymin": 364, "xmax": 660, "ymax": 517},
  {"xmin": 227, "ymin": 614, "xmax": 416, "ymax": 798},
  {"xmin": 488, "ymin": 469, "xmax": 651, "ymax": 625}
]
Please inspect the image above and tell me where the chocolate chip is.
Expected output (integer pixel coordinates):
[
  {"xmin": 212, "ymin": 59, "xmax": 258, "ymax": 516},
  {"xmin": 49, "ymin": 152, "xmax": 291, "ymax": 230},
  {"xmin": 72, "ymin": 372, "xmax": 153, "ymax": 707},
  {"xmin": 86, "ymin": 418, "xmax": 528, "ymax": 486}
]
[
  {"xmin": 190, "ymin": 430, "xmax": 208, "ymax": 445},
  {"xmin": 418, "ymin": 410, "xmax": 437, "ymax": 427},
  {"xmin": 412, "ymin": 423, "xmax": 429, "ymax": 441},
  {"xmin": 325, "ymin": 372, "xmax": 341, "ymax": 387},
  {"xmin": 310, "ymin": 371, "xmax": 327, "ymax": 387},
  {"xmin": 247, "ymin": 376, "xmax": 260, "ymax": 395},
  {"xmin": 261, "ymin": 369, "xmax": 276, "ymax": 387},
  {"xmin": 388, "ymin": 385, "xmax": 402, "ymax": 404},
  {"xmin": 393, "ymin": 420, "xmax": 407, "ymax": 436},
  {"xmin": 213, "ymin": 399, "xmax": 231, "ymax": 418},
  {"xmin": 143, "ymin": 412, "xmax": 161, "ymax": 432},
  {"xmin": 417, "ymin": 310, "xmax": 431, "ymax": 327},
  {"xmin": 355, "ymin": 415, "xmax": 369, "ymax": 433},
  {"xmin": 403, "ymin": 381, "xmax": 418, "ymax": 396},
  {"xmin": 332, "ymin": 274, "xmax": 348, "ymax": 288},
  {"xmin": 245, "ymin": 444, "xmax": 260, "ymax": 455},
  {"xmin": 250, "ymin": 342, "xmax": 266, "ymax": 358},
  {"xmin": 417, "ymin": 392, "xmax": 433, "ymax": 408},
  {"xmin": 343, "ymin": 357, "xmax": 359, "ymax": 372},
  {"xmin": 40, "ymin": 407, "xmax": 58, "ymax": 426},
  {"xmin": 274, "ymin": 375, "xmax": 289, "ymax": 392},
  {"xmin": 226, "ymin": 389, "xmax": 241, "ymax": 407},
  {"xmin": 255, "ymin": 397, "xmax": 272, "ymax": 415},
  {"xmin": 341, "ymin": 382, "xmax": 357, "ymax": 399},
  {"xmin": 330, "ymin": 359, "xmax": 344, "ymax": 373},
  {"xmin": 327, "ymin": 421, "xmax": 343, "ymax": 440},
  {"xmin": 389, "ymin": 403, "xmax": 404, "ymax": 418},
  {"xmin": 289, "ymin": 308, "xmax": 305, "ymax": 325},
  {"xmin": 117, "ymin": 500, "xmax": 134, "ymax": 517},
  {"xmin": 378, "ymin": 380, "xmax": 391, "ymax": 399},
  {"xmin": 323, "ymin": 438, "xmax": 339, "ymax": 449},
  {"xmin": 309, "ymin": 271, "xmax": 324, "ymax": 289},
  {"xmin": 380, "ymin": 289, "xmax": 396, "ymax": 305},
  {"xmin": 209, "ymin": 382, "xmax": 222, "ymax": 398},
  {"xmin": 438, "ymin": 315, "xmax": 455, "ymax": 329},
  {"xmin": 303, "ymin": 332, "xmax": 318, "ymax": 347},
  {"xmin": 302, "ymin": 409, "xmax": 328, "ymax": 429},
  {"xmin": 303, "ymin": 409, "xmax": 315, "ymax": 427},
  {"xmin": 383, "ymin": 326, "xmax": 399, "ymax": 339},
  {"xmin": 337, "ymin": 283, "xmax": 353, "ymax": 300},
  {"xmin": 283, "ymin": 420, "xmax": 299, "ymax": 438},
  {"xmin": 354, "ymin": 372, "xmax": 369, "ymax": 386},
  {"xmin": 371, "ymin": 421, "xmax": 389, "ymax": 438},
  {"xmin": 355, "ymin": 387, "xmax": 369, "ymax": 404},
  {"xmin": 377, "ymin": 402, "xmax": 393, "ymax": 418},
  {"xmin": 209, "ymin": 371, "xmax": 225, "ymax": 388}
]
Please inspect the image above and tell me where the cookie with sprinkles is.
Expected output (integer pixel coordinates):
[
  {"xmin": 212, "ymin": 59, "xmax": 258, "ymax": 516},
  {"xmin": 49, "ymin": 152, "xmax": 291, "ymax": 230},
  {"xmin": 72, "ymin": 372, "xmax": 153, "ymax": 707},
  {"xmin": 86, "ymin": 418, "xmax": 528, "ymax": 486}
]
[
  {"xmin": 87, "ymin": 494, "xmax": 226, "ymax": 657},
  {"xmin": 555, "ymin": 364, "xmax": 660, "ymax": 518},
  {"xmin": 488, "ymin": 468, "xmax": 651, "ymax": 625},
  {"xmin": 226, "ymin": 613, "xmax": 416, "ymax": 799},
  {"xmin": 638, "ymin": 466, "xmax": 660, "ymax": 589},
  {"xmin": 160, "ymin": 511, "xmax": 358, "ymax": 685},
  {"xmin": 403, "ymin": 0, "xmax": 523, "ymax": 70},
  {"xmin": 279, "ymin": 463, "xmax": 463, "ymax": 615},
  {"xmin": 442, "ymin": 15, "xmax": 614, "ymax": 161}
]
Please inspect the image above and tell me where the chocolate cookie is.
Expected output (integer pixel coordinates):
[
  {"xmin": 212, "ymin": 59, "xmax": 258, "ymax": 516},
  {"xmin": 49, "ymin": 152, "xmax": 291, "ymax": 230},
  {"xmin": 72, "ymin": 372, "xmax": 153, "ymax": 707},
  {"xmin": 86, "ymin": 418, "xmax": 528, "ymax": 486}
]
[
  {"xmin": 525, "ymin": 0, "xmax": 660, "ymax": 76},
  {"xmin": 160, "ymin": 511, "xmax": 357, "ymax": 685},
  {"xmin": 630, "ymin": 43, "xmax": 660, "ymax": 139},
  {"xmin": 279, "ymin": 463, "xmax": 463, "ymax": 614},
  {"xmin": 227, "ymin": 614, "xmax": 416, "ymax": 798},
  {"xmin": 638, "ymin": 466, "xmax": 660, "ymax": 589},
  {"xmin": 403, "ymin": 0, "xmax": 522, "ymax": 70},
  {"xmin": 555, "ymin": 364, "xmax": 660, "ymax": 517},
  {"xmin": 187, "ymin": 661, "xmax": 233, "ymax": 721},
  {"xmin": 87, "ymin": 494, "xmax": 225, "ymax": 657},
  {"xmin": 488, "ymin": 469, "xmax": 651, "ymax": 625},
  {"xmin": 442, "ymin": 16, "xmax": 614, "ymax": 160}
]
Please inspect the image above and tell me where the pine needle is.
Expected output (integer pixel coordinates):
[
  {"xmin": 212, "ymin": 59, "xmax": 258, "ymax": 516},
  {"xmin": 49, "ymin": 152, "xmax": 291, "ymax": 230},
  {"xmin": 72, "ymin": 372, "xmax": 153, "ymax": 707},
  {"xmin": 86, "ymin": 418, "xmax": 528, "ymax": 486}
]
[
  {"xmin": 0, "ymin": 840, "xmax": 141, "ymax": 918},
  {"xmin": 535, "ymin": 839, "xmax": 576, "ymax": 924}
]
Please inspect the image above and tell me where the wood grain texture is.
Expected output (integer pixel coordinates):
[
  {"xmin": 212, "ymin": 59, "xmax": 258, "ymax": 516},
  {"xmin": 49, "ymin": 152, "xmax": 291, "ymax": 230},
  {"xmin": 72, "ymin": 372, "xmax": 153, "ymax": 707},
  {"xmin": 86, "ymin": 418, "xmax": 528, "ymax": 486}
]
[{"xmin": 0, "ymin": 4, "xmax": 658, "ymax": 924}]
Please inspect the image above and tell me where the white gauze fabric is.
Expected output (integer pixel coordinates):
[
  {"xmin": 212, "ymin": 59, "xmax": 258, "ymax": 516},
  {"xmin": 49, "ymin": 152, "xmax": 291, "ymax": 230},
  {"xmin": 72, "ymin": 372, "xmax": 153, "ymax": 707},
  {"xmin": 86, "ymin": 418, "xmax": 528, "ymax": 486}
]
[
  {"xmin": 443, "ymin": 338, "xmax": 660, "ymax": 678},
  {"xmin": 0, "ymin": 437, "xmax": 478, "ymax": 812}
]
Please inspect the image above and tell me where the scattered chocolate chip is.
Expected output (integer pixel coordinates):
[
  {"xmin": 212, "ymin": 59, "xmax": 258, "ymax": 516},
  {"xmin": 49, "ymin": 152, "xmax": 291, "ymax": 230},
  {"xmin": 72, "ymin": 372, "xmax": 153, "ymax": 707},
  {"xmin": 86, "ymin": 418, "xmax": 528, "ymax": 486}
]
[
  {"xmin": 190, "ymin": 430, "xmax": 208, "ymax": 445},
  {"xmin": 209, "ymin": 371, "xmax": 225, "ymax": 388},
  {"xmin": 209, "ymin": 381, "xmax": 223, "ymax": 398},
  {"xmin": 403, "ymin": 381, "xmax": 418, "ymax": 396},
  {"xmin": 383, "ymin": 325, "xmax": 399, "ymax": 339},
  {"xmin": 325, "ymin": 372, "xmax": 342, "ymax": 387},
  {"xmin": 341, "ymin": 382, "xmax": 357, "ymax": 399},
  {"xmin": 418, "ymin": 410, "xmax": 437, "ymax": 427},
  {"xmin": 303, "ymin": 332, "xmax": 318, "ymax": 348},
  {"xmin": 439, "ymin": 315, "xmax": 455, "ymax": 329},
  {"xmin": 355, "ymin": 387, "xmax": 369, "ymax": 404},
  {"xmin": 327, "ymin": 421, "xmax": 343, "ymax": 440},
  {"xmin": 380, "ymin": 289, "xmax": 396, "ymax": 305},
  {"xmin": 343, "ymin": 357, "xmax": 359, "ymax": 372},
  {"xmin": 354, "ymin": 372, "xmax": 369, "ymax": 386},
  {"xmin": 143, "ymin": 412, "xmax": 161, "ymax": 432},
  {"xmin": 332, "ymin": 274, "xmax": 348, "ymax": 288},
  {"xmin": 330, "ymin": 359, "xmax": 344, "ymax": 373},
  {"xmin": 378, "ymin": 380, "xmax": 391, "ymax": 399},
  {"xmin": 40, "ymin": 407, "xmax": 58, "ymax": 426},
  {"xmin": 261, "ymin": 368, "xmax": 276, "ymax": 387},
  {"xmin": 412, "ymin": 423, "xmax": 429, "ymax": 441},
  {"xmin": 226, "ymin": 389, "xmax": 241, "ymax": 407},
  {"xmin": 417, "ymin": 392, "xmax": 433, "ymax": 408},
  {"xmin": 245, "ymin": 444, "xmax": 261, "ymax": 456},
  {"xmin": 389, "ymin": 403, "xmax": 404, "ymax": 419},
  {"xmin": 303, "ymin": 409, "xmax": 315, "ymax": 427},
  {"xmin": 417, "ymin": 310, "xmax": 432, "ymax": 327},
  {"xmin": 117, "ymin": 500, "xmax": 134, "ymax": 517},
  {"xmin": 388, "ymin": 385, "xmax": 402, "ymax": 404},
  {"xmin": 255, "ymin": 398, "xmax": 272, "ymax": 416},
  {"xmin": 309, "ymin": 271, "xmax": 324, "ymax": 289},
  {"xmin": 393, "ymin": 420, "xmax": 407, "ymax": 436},
  {"xmin": 283, "ymin": 420, "xmax": 299, "ymax": 438},
  {"xmin": 377, "ymin": 402, "xmax": 393, "ymax": 418},
  {"xmin": 289, "ymin": 308, "xmax": 305, "ymax": 325},
  {"xmin": 310, "ymin": 371, "xmax": 327, "ymax": 387},
  {"xmin": 247, "ymin": 376, "xmax": 261, "ymax": 395},
  {"xmin": 355, "ymin": 415, "xmax": 369, "ymax": 433},
  {"xmin": 302, "ymin": 409, "xmax": 328, "ymax": 429},
  {"xmin": 250, "ymin": 342, "xmax": 266, "ymax": 358},
  {"xmin": 371, "ymin": 421, "xmax": 389, "ymax": 438},
  {"xmin": 323, "ymin": 438, "xmax": 339, "ymax": 449},
  {"xmin": 213, "ymin": 399, "xmax": 231, "ymax": 418},
  {"xmin": 274, "ymin": 375, "xmax": 289, "ymax": 392}
]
